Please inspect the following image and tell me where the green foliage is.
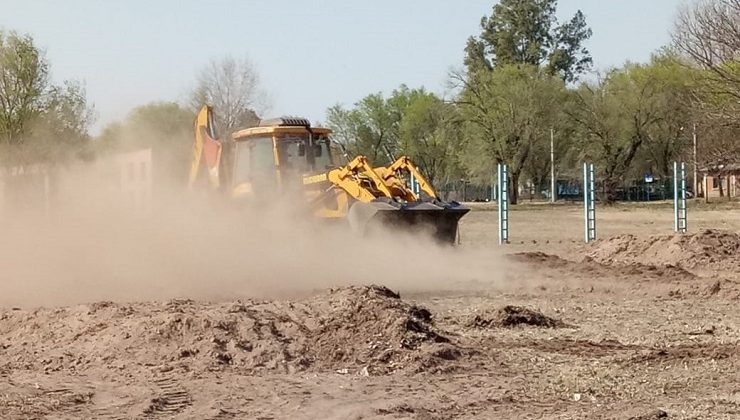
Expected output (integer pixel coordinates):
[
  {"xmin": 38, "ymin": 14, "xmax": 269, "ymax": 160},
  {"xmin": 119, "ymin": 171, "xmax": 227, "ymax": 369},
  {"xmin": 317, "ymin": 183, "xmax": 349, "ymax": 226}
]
[
  {"xmin": 326, "ymin": 91, "xmax": 403, "ymax": 164},
  {"xmin": 456, "ymin": 0, "xmax": 591, "ymax": 202},
  {"xmin": 96, "ymin": 101, "xmax": 194, "ymax": 182},
  {"xmin": 568, "ymin": 53, "xmax": 695, "ymax": 201},
  {"xmin": 0, "ymin": 30, "xmax": 48, "ymax": 145},
  {"xmin": 456, "ymin": 64, "xmax": 568, "ymax": 202},
  {"xmin": 98, "ymin": 101, "xmax": 192, "ymax": 150},
  {"xmin": 325, "ymin": 86, "xmax": 461, "ymax": 185},
  {"xmin": 397, "ymin": 89, "xmax": 463, "ymax": 186},
  {"xmin": 30, "ymin": 81, "xmax": 95, "ymax": 161},
  {"xmin": 465, "ymin": 0, "xmax": 592, "ymax": 82},
  {"xmin": 321, "ymin": 1, "xmax": 739, "ymax": 202},
  {"xmin": 634, "ymin": 51, "xmax": 696, "ymax": 176},
  {"xmin": 0, "ymin": 30, "xmax": 92, "ymax": 165}
]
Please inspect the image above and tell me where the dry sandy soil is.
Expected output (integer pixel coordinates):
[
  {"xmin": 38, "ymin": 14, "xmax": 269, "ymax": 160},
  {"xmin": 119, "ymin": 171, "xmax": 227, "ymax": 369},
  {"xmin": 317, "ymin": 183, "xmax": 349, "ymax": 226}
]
[{"xmin": 1, "ymin": 201, "xmax": 740, "ymax": 419}]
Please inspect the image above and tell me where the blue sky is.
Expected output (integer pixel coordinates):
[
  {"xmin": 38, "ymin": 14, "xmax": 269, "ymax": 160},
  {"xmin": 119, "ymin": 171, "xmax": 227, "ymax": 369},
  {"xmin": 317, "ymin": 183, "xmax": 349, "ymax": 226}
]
[{"xmin": 1, "ymin": 0, "xmax": 683, "ymax": 133}]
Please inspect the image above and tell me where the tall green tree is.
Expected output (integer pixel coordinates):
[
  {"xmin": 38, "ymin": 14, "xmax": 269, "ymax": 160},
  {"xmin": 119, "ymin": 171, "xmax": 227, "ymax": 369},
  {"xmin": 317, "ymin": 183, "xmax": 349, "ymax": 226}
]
[
  {"xmin": 325, "ymin": 86, "xmax": 460, "ymax": 186},
  {"xmin": 568, "ymin": 55, "xmax": 695, "ymax": 201},
  {"xmin": 397, "ymin": 89, "xmax": 462, "ymax": 186},
  {"xmin": 455, "ymin": 0, "xmax": 590, "ymax": 203},
  {"xmin": 31, "ymin": 81, "xmax": 94, "ymax": 161},
  {"xmin": 636, "ymin": 52, "xmax": 696, "ymax": 177},
  {"xmin": 455, "ymin": 64, "xmax": 567, "ymax": 204},
  {"xmin": 326, "ymin": 91, "xmax": 403, "ymax": 164},
  {"xmin": 0, "ymin": 30, "xmax": 47, "ymax": 146},
  {"xmin": 464, "ymin": 0, "xmax": 592, "ymax": 82},
  {"xmin": 96, "ymin": 101, "xmax": 193, "ymax": 184},
  {"xmin": 0, "ymin": 30, "xmax": 92, "ymax": 164}
]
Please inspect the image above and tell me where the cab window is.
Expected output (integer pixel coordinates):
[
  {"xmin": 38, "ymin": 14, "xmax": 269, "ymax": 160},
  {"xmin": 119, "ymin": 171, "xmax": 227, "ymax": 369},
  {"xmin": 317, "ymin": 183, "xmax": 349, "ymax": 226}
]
[
  {"xmin": 277, "ymin": 135, "xmax": 311, "ymax": 173},
  {"xmin": 313, "ymin": 136, "xmax": 334, "ymax": 170},
  {"xmin": 233, "ymin": 136, "xmax": 275, "ymax": 185}
]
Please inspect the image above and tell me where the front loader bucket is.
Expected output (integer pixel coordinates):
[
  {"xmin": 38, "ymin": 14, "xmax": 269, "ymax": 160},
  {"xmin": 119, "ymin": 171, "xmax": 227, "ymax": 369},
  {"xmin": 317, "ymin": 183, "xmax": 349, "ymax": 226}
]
[{"xmin": 348, "ymin": 200, "xmax": 470, "ymax": 244}]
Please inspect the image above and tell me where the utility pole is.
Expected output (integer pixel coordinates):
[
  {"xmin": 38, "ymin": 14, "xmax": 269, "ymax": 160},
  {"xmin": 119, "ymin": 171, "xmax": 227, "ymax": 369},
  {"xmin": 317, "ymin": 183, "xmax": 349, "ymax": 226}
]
[
  {"xmin": 550, "ymin": 128, "xmax": 556, "ymax": 203},
  {"xmin": 692, "ymin": 123, "xmax": 698, "ymax": 197}
]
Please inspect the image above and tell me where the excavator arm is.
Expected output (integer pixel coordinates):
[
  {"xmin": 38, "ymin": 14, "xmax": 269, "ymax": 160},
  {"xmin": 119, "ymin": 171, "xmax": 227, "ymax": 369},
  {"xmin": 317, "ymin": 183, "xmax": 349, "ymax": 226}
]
[{"xmin": 189, "ymin": 106, "xmax": 222, "ymax": 189}]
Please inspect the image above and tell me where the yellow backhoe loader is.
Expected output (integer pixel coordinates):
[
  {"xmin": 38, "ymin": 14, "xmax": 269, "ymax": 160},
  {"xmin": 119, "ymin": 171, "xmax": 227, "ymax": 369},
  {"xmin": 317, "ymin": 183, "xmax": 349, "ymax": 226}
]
[{"xmin": 189, "ymin": 106, "xmax": 468, "ymax": 243}]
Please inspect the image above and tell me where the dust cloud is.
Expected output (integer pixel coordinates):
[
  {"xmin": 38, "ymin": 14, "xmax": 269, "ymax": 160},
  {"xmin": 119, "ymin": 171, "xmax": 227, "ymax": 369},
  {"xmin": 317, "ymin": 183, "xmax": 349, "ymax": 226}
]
[{"xmin": 0, "ymin": 160, "xmax": 510, "ymax": 308}]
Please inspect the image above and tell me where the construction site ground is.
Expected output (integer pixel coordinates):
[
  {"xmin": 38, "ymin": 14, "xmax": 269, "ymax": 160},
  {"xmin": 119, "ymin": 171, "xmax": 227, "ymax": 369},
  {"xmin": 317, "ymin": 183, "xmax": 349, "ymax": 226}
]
[{"xmin": 2, "ymin": 201, "xmax": 740, "ymax": 419}]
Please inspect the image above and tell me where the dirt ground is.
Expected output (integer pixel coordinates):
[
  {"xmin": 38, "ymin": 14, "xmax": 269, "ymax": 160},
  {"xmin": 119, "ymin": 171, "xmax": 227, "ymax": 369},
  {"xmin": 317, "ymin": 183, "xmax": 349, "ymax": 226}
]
[{"xmin": 1, "ymin": 201, "xmax": 740, "ymax": 419}]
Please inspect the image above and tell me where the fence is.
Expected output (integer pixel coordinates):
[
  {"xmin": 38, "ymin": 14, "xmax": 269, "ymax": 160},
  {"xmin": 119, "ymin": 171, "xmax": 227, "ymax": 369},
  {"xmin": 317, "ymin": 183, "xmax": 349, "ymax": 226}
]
[{"xmin": 440, "ymin": 174, "xmax": 694, "ymax": 204}]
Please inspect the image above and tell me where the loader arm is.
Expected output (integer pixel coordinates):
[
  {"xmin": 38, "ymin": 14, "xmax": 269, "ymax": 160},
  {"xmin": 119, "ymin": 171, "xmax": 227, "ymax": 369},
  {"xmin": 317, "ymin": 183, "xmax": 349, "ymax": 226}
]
[
  {"xmin": 323, "ymin": 155, "xmax": 395, "ymax": 202},
  {"xmin": 385, "ymin": 156, "xmax": 438, "ymax": 200},
  {"xmin": 189, "ymin": 105, "xmax": 222, "ymax": 189}
]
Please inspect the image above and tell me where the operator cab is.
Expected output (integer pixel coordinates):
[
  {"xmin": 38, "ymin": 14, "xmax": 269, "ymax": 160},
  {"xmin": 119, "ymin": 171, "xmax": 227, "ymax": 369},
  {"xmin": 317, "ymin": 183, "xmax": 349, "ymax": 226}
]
[{"xmin": 230, "ymin": 117, "xmax": 335, "ymax": 196}]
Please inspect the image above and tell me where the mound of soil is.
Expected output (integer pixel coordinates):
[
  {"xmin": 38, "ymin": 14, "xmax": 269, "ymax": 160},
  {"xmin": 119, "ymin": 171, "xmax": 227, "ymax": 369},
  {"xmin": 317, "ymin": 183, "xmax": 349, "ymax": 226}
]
[
  {"xmin": 508, "ymin": 251, "xmax": 572, "ymax": 269},
  {"xmin": 0, "ymin": 286, "xmax": 456, "ymax": 376},
  {"xmin": 469, "ymin": 306, "xmax": 568, "ymax": 329},
  {"xmin": 586, "ymin": 229, "xmax": 740, "ymax": 272},
  {"xmin": 307, "ymin": 285, "xmax": 457, "ymax": 374},
  {"xmin": 510, "ymin": 251, "xmax": 696, "ymax": 281},
  {"xmin": 675, "ymin": 279, "xmax": 740, "ymax": 300}
]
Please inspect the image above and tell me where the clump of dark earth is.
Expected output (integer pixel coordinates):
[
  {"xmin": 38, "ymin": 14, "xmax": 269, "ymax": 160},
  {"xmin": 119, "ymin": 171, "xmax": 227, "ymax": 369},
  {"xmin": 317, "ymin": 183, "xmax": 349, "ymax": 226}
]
[
  {"xmin": 629, "ymin": 409, "xmax": 668, "ymax": 419},
  {"xmin": 469, "ymin": 305, "xmax": 568, "ymax": 328}
]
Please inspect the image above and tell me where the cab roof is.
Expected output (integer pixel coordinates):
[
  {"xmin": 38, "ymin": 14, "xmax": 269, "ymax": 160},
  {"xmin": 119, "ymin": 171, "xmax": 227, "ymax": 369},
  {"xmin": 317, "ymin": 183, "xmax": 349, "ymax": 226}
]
[{"xmin": 231, "ymin": 116, "xmax": 332, "ymax": 140}]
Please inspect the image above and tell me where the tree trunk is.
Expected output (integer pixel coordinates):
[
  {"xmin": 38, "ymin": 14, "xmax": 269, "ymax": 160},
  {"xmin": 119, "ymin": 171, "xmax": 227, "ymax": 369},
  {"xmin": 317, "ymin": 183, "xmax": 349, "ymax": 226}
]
[
  {"xmin": 718, "ymin": 176, "xmax": 724, "ymax": 197},
  {"xmin": 509, "ymin": 171, "xmax": 520, "ymax": 205},
  {"xmin": 601, "ymin": 178, "xmax": 619, "ymax": 204}
]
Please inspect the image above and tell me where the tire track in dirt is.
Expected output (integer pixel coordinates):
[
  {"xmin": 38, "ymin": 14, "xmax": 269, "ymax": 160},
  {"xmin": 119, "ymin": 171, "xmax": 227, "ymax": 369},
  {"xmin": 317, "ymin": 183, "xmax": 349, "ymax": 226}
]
[
  {"xmin": 485, "ymin": 336, "xmax": 739, "ymax": 365},
  {"xmin": 143, "ymin": 376, "xmax": 192, "ymax": 417},
  {"xmin": 509, "ymin": 251, "xmax": 699, "ymax": 283},
  {"xmin": 42, "ymin": 387, "xmax": 94, "ymax": 415},
  {"xmin": 624, "ymin": 342, "xmax": 739, "ymax": 365},
  {"xmin": 497, "ymin": 338, "xmax": 641, "ymax": 357},
  {"xmin": 91, "ymin": 405, "xmax": 130, "ymax": 420}
]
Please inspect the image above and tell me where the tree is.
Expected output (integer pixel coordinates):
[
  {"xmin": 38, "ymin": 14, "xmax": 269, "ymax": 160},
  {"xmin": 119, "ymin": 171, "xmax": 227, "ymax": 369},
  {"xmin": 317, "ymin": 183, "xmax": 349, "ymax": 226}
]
[
  {"xmin": 672, "ymin": 0, "xmax": 740, "ymax": 166},
  {"xmin": 568, "ymin": 56, "xmax": 694, "ymax": 202},
  {"xmin": 96, "ymin": 102, "xmax": 194, "ymax": 185},
  {"xmin": 326, "ymin": 91, "xmax": 403, "ymax": 164},
  {"xmin": 0, "ymin": 30, "xmax": 92, "ymax": 164},
  {"xmin": 673, "ymin": 0, "xmax": 739, "ymax": 103},
  {"xmin": 455, "ymin": 0, "xmax": 590, "ymax": 203},
  {"xmin": 454, "ymin": 64, "xmax": 567, "ymax": 204},
  {"xmin": 325, "ymin": 86, "xmax": 461, "ymax": 186},
  {"xmin": 636, "ymin": 53, "xmax": 696, "ymax": 177},
  {"xmin": 31, "ymin": 80, "xmax": 95, "ymax": 161},
  {"xmin": 0, "ymin": 30, "xmax": 48, "ymax": 146},
  {"xmin": 189, "ymin": 56, "xmax": 266, "ymax": 134},
  {"xmin": 464, "ymin": 0, "xmax": 592, "ymax": 82},
  {"xmin": 397, "ymin": 89, "xmax": 461, "ymax": 186},
  {"xmin": 98, "ymin": 101, "xmax": 193, "ymax": 151}
]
